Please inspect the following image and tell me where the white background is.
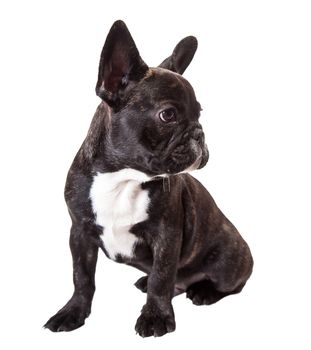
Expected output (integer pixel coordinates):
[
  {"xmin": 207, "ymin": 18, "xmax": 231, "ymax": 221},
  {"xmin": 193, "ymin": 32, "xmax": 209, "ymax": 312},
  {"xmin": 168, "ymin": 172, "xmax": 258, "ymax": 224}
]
[{"xmin": 0, "ymin": 0, "xmax": 310, "ymax": 349}]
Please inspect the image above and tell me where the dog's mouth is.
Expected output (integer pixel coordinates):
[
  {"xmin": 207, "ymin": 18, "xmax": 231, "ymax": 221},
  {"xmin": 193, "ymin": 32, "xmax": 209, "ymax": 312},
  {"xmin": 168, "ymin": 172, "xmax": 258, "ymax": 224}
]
[
  {"xmin": 147, "ymin": 139, "xmax": 208, "ymax": 176},
  {"xmin": 139, "ymin": 145, "xmax": 208, "ymax": 178},
  {"xmin": 167, "ymin": 141, "xmax": 208, "ymax": 174}
]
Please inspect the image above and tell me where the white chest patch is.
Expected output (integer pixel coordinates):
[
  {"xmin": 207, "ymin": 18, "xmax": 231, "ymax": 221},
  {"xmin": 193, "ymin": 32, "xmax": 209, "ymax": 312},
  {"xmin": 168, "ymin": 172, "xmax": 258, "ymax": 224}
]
[{"xmin": 90, "ymin": 169, "xmax": 151, "ymax": 260}]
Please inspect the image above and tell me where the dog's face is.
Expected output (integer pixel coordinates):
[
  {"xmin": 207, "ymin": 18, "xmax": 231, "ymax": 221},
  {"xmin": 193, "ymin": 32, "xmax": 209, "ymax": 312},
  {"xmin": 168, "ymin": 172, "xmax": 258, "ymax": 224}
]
[{"xmin": 95, "ymin": 21, "xmax": 208, "ymax": 176}]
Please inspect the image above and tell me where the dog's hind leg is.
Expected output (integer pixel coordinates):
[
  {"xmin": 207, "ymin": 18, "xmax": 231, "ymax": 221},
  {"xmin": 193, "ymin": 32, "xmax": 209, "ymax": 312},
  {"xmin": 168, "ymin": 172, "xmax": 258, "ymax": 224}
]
[{"xmin": 187, "ymin": 225, "xmax": 253, "ymax": 306}]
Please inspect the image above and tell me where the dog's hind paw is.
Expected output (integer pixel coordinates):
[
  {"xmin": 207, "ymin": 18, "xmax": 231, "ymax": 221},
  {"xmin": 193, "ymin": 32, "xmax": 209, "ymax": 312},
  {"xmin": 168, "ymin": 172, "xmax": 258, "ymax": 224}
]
[{"xmin": 186, "ymin": 280, "xmax": 227, "ymax": 305}]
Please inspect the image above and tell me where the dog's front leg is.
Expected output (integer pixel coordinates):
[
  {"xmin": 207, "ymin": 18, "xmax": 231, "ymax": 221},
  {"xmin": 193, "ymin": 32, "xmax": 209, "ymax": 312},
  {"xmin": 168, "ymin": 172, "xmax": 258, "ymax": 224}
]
[
  {"xmin": 44, "ymin": 223, "xmax": 99, "ymax": 332},
  {"xmin": 135, "ymin": 228, "xmax": 181, "ymax": 337}
]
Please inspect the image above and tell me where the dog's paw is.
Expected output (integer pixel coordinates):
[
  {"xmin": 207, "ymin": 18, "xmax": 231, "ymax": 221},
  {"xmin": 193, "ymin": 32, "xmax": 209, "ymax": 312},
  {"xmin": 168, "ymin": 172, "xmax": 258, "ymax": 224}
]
[
  {"xmin": 186, "ymin": 280, "xmax": 226, "ymax": 305},
  {"xmin": 135, "ymin": 303, "xmax": 175, "ymax": 337},
  {"xmin": 134, "ymin": 276, "xmax": 148, "ymax": 293},
  {"xmin": 44, "ymin": 302, "xmax": 90, "ymax": 332}
]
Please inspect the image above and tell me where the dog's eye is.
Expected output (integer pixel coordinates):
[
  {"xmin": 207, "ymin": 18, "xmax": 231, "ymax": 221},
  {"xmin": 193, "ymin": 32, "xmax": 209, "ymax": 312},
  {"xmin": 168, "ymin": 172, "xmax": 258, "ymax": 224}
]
[{"xmin": 159, "ymin": 108, "xmax": 177, "ymax": 123}]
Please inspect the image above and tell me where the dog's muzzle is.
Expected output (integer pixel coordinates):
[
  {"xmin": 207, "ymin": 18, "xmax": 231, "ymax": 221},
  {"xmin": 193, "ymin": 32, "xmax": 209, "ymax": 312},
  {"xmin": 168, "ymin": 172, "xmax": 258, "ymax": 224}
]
[{"xmin": 164, "ymin": 124, "xmax": 209, "ymax": 174}]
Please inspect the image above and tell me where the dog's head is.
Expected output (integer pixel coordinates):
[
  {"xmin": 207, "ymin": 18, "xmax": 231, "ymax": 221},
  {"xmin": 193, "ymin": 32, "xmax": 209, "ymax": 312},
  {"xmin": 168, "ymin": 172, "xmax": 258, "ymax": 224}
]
[{"xmin": 95, "ymin": 20, "xmax": 209, "ymax": 176}]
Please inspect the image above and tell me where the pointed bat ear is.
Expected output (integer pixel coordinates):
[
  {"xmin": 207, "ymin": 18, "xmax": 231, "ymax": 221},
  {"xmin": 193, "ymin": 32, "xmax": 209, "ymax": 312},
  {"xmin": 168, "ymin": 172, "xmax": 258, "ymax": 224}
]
[
  {"xmin": 95, "ymin": 20, "xmax": 148, "ymax": 107},
  {"xmin": 159, "ymin": 36, "xmax": 198, "ymax": 75}
]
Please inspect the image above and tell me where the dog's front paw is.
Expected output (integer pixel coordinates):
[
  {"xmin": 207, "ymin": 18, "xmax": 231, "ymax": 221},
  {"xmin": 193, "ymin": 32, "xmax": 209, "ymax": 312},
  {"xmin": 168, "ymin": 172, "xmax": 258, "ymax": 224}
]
[
  {"xmin": 135, "ymin": 303, "xmax": 175, "ymax": 337},
  {"xmin": 44, "ymin": 300, "xmax": 90, "ymax": 332}
]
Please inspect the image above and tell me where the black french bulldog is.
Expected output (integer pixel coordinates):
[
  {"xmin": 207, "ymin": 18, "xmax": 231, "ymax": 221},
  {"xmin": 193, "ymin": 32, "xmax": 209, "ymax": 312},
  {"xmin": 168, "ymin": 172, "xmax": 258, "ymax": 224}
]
[{"xmin": 44, "ymin": 20, "xmax": 253, "ymax": 337}]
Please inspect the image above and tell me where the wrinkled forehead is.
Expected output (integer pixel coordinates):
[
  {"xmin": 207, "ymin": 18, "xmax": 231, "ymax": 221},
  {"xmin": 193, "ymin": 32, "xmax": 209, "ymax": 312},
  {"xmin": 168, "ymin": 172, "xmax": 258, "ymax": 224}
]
[{"xmin": 133, "ymin": 67, "xmax": 198, "ymax": 108}]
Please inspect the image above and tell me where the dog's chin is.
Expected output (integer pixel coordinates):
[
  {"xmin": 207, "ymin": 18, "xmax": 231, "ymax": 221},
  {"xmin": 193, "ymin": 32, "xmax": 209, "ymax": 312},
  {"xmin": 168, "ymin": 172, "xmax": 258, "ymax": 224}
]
[
  {"xmin": 197, "ymin": 147, "xmax": 209, "ymax": 170},
  {"xmin": 178, "ymin": 150, "xmax": 204, "ymax": 174}
]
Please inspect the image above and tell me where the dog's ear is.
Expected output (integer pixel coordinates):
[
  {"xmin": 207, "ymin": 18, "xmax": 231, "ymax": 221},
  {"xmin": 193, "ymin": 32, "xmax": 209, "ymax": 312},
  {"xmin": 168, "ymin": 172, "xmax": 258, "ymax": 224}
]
[
  {"xmin": 96, "ymin": 20, "xmax": 148, "ymax": 107},
  {"xmin": 159, "ymin": 36, "xmax": 198, "ymax": 75}
]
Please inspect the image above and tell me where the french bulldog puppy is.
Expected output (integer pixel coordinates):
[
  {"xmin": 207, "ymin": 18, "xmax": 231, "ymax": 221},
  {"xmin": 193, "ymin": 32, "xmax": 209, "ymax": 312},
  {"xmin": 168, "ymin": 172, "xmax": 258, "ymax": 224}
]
[{"xmin": 44, "ymin": 20, "xmax": 253, "ymax": 337}]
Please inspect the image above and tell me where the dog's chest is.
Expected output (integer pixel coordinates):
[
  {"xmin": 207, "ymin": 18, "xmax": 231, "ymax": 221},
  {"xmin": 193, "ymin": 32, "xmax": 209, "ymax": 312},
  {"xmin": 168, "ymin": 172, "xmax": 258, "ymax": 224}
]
[{"xmin": 90, "ymin": 169, "xmax": 150, "ymax": 260}]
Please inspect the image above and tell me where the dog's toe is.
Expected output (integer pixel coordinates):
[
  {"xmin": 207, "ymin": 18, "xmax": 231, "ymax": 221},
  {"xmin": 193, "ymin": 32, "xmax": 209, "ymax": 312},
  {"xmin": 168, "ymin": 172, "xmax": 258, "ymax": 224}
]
[{"xmin": 135, "ymin": 313, "xmax": 175, "ymax": 337}]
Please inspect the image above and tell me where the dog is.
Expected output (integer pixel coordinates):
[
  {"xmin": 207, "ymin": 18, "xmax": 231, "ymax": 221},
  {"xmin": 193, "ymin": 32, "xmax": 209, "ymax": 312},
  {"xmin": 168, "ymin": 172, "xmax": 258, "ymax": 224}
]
[{"xmin": 44, "ymin": 20, "xmax": 253, "ymax": 337}]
